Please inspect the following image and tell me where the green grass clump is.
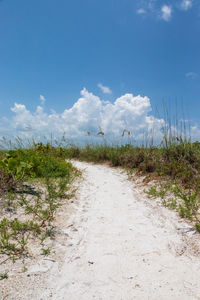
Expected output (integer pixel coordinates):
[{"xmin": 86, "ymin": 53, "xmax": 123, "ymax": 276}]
[
  {"xmin": 41, "ymin": 247, "xmax": 51, "ymax": 256},
  {"xmin": 0, "ymin": 271, "xmax": 8, "ymax": 280}
]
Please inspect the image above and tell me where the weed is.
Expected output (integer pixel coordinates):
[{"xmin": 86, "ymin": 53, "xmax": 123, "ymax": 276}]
[
  {"xmin": 0, "ymin": 218, "xmax": 40, "ymax": 258},
  {"xmin": 40, "ymin": 228, "xmax": 55, "ymax": 243},
  {"xmin": 162, "ymin": 198, "xmax": 177, "ymax": 210},
  {"xmin": 173, "ymin": 186, "xmax": 200, "ymax": 222},
  {"xmin": 0, "ymin": 271, "xmax": 8, "ymax": 280},
  {"xmin": 195, "ymin": 223, "xmax": 200, "ymax": 233},
  {"xmin": 146, "ymin": 184, "xmax": 168, "ymax": 199},
  {"xmin": 41, "ymin": 247, "xmax": 51, "ymax": 256},
  {"xmin": 22, "ymin": 266, "xmax": 28, "ymax": 273}
]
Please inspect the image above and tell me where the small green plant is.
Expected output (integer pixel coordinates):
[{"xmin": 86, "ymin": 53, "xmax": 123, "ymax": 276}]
[
  {"xmin": 40, "ymin": 228, "xmax": 55, "ymax": 243},
  {"xmin": 0, "ymin": 218, "xmax": 40, "ymax": 258},
  {"xmin": 0, "ymin": 271, "xmax": 8, "ymax": 280},
  {"xmin": 162, "ymin": 198, "xmax": 177, "ymax": 210},
  {"xmin": 195, "ymin": 223, "xmax": 200, "ymax": 232},
  {"xmin": 173, "ymin": 186, "xmax": 200, "ymax": 222},
  {"xmin": 41, "ymin": 247, "xmax": 51, "ymax": 256},
  {"xmin": 146, "ymin": 186, "xmax": 159, "ymax": 197},
  {"xmin": 22, "ymin": 266, "xmax": 28, "ymax": 273},
  {"xmin": 146, "ymin": 185, "xmax": 167, "ymax": 199}
]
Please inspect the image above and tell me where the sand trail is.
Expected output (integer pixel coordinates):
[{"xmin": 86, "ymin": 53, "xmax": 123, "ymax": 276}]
[
  {"xmin": 1, "ymin": 161, "xmax": 200, "ymax": 300},
  {"xmin": 50, "ymin": 161, "xmax": 200, "ymax": 300}
]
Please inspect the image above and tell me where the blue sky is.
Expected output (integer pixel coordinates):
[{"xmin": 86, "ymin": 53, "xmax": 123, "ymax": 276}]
[{"xmin": 0, "ymin": 0, "xmax": 200, "ymax": 142}]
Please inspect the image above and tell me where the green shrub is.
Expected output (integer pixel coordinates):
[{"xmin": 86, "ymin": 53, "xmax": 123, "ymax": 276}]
[{"xmin": 0, "ymin": 147, "xmax": 72, "ymax": 182}]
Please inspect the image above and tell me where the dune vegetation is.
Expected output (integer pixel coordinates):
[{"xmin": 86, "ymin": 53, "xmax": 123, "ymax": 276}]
[{"xmin": 0, "ymin": 141, "xmax": 79, "ymax": 266}]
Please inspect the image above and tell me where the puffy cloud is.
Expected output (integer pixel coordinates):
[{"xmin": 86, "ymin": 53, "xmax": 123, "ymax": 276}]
[
  {"xmin": 161, "ymin": 5, "xmax": 172, "ymax": 21},
  {"xmin": 0, "ymin": 88, "xmax": 167, "ymax": 144},
  {"xmin": 2, "ymin": 88, "xmax": 199, "ymax": 144},
  {"xmin": 98, "ymin": 83, "xmax": 112, "ymax": 94},
  {"xmin": 40, "ymin": 95, "xmax": 46, "ymax": 105},
  {"xmin": 180, "ymin": 0, "xmax": 192, "ymax": 10}
]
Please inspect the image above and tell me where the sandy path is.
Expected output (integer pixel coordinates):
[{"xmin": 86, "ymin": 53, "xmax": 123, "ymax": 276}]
[
  {"xmin": 1, "ymin": 161, "xmax": 200, "ymax": 299},
  {"xmin": 46, "ymin": 161, "xmax": 200, "ymax": 300}
]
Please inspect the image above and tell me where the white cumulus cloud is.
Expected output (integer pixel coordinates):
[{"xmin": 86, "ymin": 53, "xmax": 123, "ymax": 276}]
[
  {"xmin": 0, "ymin": 88, "xmax": 166, "ymax": 144},
  {"xmin": 161, "ymin": 5, "xmax": 172, "ymax": 21},
  {"xmin": 98, "ymin": 83, "xmax": 112, "ymax": 94}
]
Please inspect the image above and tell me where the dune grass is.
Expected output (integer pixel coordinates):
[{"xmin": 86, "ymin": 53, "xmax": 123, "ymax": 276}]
[{"xmin": 64, "ymin": 142, "xmax": 200, "ymax": 186}]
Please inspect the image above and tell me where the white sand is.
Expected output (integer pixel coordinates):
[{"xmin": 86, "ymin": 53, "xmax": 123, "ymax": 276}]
[{"xmin": 1, "ymin": 161, "xmax": 200, "ymax": 299}]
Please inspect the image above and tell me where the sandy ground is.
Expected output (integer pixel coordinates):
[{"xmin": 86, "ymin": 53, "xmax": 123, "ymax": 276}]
[{"xmin": 1, "ymin": 161, "xmax": 200, "ymax": 300}]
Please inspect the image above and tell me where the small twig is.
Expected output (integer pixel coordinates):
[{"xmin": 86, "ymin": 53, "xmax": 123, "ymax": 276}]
[
  {"xmin": 44, "ymin": 258, "xmax": 56, "ymax": 262},
  {"xmin": 0, "ymin": 257, "xmax": 9, "ymax": 265}
]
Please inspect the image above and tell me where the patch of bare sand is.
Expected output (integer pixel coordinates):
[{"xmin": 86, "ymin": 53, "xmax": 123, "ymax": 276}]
[{"xmin": 1, "ymin": 161, "xmax": 200, "ymax": 300}]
